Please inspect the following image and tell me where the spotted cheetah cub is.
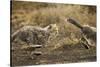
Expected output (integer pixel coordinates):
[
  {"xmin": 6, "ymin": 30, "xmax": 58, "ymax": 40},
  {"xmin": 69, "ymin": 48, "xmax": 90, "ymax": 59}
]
[{"xmin": 12, "ymin": 24, "xmax": 58, "ymax": 45}]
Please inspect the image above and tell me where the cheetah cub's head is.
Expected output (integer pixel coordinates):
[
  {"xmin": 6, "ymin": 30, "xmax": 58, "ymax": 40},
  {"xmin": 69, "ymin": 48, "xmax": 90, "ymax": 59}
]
[{"xmin": 44, "ymin": 24, "xmax": 59, "ymax": 39}]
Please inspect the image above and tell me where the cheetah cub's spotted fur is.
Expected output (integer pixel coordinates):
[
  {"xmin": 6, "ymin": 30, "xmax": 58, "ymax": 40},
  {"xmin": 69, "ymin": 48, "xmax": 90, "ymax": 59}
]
[{"xmin": 12, "ymin": 24, "xmax": 59, "ymax": 45}]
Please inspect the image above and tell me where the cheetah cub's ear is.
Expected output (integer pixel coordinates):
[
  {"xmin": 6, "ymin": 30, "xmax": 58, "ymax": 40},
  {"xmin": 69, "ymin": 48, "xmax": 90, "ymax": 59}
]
[
  {"xmin": 48, "ymin": 24, "xmax": 56, "ymax": 29},
  {"xmin": 45, "ymin": 24, "xmax": 57, "ymax": 30},
  {"xmin": 48, "ymin": 24, "xmax": 52, "ymax": 29},
  {"xmin": 43, "ymin": 24, "xmax": 56, "ymax": 30},
  {"xmin": 44, "ymin": 24, "xmax": 58, "ymax": 34}
]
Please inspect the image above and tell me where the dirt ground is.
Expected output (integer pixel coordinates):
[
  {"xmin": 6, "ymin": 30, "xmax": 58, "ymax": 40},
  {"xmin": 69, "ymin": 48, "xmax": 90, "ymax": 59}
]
[{"xmin": 11, "ymin": 42, "xmax": 96, "ymax": 66}]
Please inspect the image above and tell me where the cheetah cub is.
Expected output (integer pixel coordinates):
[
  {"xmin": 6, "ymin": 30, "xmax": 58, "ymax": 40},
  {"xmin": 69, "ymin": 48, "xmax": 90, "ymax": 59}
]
[{"xmin": 12, "ymin": 24, "xmax": 59, "ymax": 45}]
